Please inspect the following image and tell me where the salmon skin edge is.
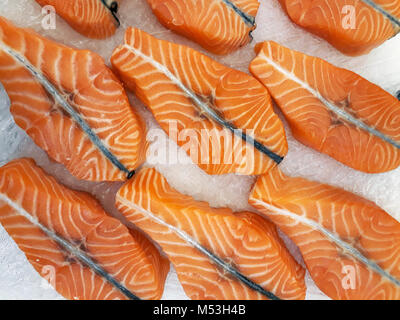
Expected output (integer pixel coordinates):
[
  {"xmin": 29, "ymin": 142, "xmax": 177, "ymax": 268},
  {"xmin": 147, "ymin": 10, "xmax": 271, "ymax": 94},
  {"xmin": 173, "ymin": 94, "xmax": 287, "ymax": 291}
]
[
  {"xmin": 100, "ymin": 0, "xmax": 121, "ymax": 27},
  {"xmin": 222, "ymin": 0, "xmax": 257, "ymax": 26}
]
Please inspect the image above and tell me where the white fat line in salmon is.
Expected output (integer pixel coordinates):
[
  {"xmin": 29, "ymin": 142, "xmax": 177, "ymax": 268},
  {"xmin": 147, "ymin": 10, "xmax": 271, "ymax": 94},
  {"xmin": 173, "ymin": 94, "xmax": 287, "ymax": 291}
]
[
  {"xmin": 0, "ymin": 41, "xmax": 134, "ymax": 179},
  {"xmin": 117, "ymin": 197, "xmax": 281, "ymax": 300},
  {"xmin": 251, "ymin": 199, "xmax": 400, "ymax": 288},
  {"xmin": 361, "ymin": 0, "xmax": 400, "ymax": 29},
  {"xmin": 221, "ymin": 0, "xmax": 256, "ymax": 27},
  {"xmin": 123, "ymin": 44, "xmax": 283, "ymax": 165},
  {"xmin": 259, "ymin": 52, "xmax": 400, "ymax": 150},
  {"xmin": 0, "ymin": 193, "xmax": 140, "ymax": 300},
  {"xmin": 100, "ymin": 0, "xmax": 121, "ymax": 27}
]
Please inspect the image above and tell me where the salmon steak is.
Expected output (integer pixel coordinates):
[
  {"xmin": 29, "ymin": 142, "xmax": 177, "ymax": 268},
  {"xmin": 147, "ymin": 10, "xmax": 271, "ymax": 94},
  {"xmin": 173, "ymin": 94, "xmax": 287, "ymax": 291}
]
[
  {"xmin": 0, "ymin": 17, "xmax": 146, "ymax": 181},
  {"xmin": 115, "ymin": 167, "xmax": 306, "ymax": 300},
  {"xmin": 278, "ymin": 0, "xmax": 400, "ymax": 56},
  {"xmin": 250, "ymin": 41, "xmax": 400, "ymax": 173},
  {"xmin": 249, "ymin": 167, "xmax": 400, "ymax": 300},
  {"xmin": 35, "ymin": 0, "xmax": 121, "ymax": 39},
  {"xmin": 146, "ymin": 0, "xmax": 260, "ymax": 55},
  {"xmin": 0, "ymin": 158, "xmax": 169, "ymax": 300},
  {"xmin": 111, "ymin": 28, "xmax": 288, "ymax": 176}
]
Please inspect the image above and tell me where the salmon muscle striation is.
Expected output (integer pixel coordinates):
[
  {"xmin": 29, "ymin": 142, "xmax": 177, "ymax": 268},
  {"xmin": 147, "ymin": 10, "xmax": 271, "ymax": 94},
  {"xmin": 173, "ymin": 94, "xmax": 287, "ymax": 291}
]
[
  {"xmin": 278, "ymin": 0, "xmax": 400, "ymax": 56},
  {"xmin": 250, "ymin": 41, "xmax": 400, "ymax": 173},
  {"xmin": 115, "ymin": 167, "xmax": 306, "ymax": 300},
  {"xmin": 0, "ymin": 158, "xmax": 169, "ymax": 300},
  {"xmin": 146, "ymin": 0, "xmax": 260, "ymax": 55},
  {"xmin": 249, "ymin": 166, "xmax": 400, "ymax": 300},
  {"xmin": 0, "ymin": 17, "xmax": 146, "ymax": 181},
  {"xmin": 35, "ymin": 0, "xmax": 121, "ymax": 39},
  {"xmin": 111, "ymin": 28, "xmax": 288, "ymax": 176}
]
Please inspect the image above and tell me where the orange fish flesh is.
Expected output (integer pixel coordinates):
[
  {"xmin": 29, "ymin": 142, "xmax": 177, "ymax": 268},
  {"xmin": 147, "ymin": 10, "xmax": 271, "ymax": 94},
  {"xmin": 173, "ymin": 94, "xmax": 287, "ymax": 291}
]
[
  {"xmin": 0, "ymin": 158, "xmax": 169, "ymax": 300},
  {"xmin": 0, "ymin": 17, "xmax": 146, "ymax": 181},
  {"xmin": 250, "ymin": 41, "xmax": 400, "ymax": 173},
  {"xmin": 278, "ymin": 0, "xmax": 400, "ymax": 56},
  {"xmin": 115, "ymin": 167, "xmax": 306, "ymax": 300},
  {"xmin": 35, "ymin": 0, "xmax": 121, "ymax": 39},
  {"xmin": 146, "ymin": 0, "xmax": 260, "ymax": 55},
  {"xmin": 249, "ymin": 166, "xmax": 400, "ymax": 300},
  {"xmin": 111, "ymin": 28, "xmax": 288, "ymax": 176}
]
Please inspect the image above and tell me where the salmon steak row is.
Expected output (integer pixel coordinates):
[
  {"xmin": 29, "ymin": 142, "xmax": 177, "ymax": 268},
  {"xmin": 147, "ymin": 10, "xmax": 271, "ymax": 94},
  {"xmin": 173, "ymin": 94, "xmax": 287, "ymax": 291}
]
[
  {"xmin": 34, "ymin": 0, "xmax": 400, "ymax": 55},
  {"xmin": 1, "ymin": 158, "xmax": 400, "ymax": 299},
  {"xmin": 0, "ymin": 159, "xmax": 307, "ymax": 300},
  {"xmin": 3, "ymin": 18, "xmax": 399, "ymax": 176}
]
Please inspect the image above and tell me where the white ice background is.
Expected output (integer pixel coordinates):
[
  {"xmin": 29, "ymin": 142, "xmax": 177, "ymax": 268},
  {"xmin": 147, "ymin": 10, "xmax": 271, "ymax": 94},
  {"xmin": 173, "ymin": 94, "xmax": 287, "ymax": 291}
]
[{"xmin": 0, "ymin": 0, "xmax": 399, "ymax": 300}]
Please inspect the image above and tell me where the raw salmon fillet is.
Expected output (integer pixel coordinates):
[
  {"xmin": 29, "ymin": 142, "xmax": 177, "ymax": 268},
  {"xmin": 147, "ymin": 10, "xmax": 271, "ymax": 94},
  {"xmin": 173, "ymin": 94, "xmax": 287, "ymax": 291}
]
[
  {"xmin": 115, "ymin": 167, "xmax": 306, "ymax": 300},
  {"xmin": 278, "ymin": 0, "xmax": 400, "ymax": 56},
  {"xmin": 35, "ymin": 0, "xmax": 121, "ymax": 39},
  {"xmin": 111, "ymin": 28, "xmax": 288, "ymax": 176},
  {"xmin": 0, "ymin": 158, "xmax": 169, "ymax": 300},
  {"xmin": 0, "ymin": 17, "xmax": 146, "ymax": 181},
  {"xmin": 250, "ymin": 41, "xmax": 400, "ymax": 173},
  {"xmin": 249, "ymin": 167, "xmax": 400, "ymax": 300},
  {"xmin": 146, "ymin": 0, "xmax": 260, "ymax": 55}
]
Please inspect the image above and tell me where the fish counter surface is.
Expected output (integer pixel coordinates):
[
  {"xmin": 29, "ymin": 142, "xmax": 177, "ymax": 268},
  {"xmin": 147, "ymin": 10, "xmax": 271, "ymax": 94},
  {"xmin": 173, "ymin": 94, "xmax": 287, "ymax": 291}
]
[{"xmin": 0, "ymin": 0, "xmax": 400, "ymax": 300}]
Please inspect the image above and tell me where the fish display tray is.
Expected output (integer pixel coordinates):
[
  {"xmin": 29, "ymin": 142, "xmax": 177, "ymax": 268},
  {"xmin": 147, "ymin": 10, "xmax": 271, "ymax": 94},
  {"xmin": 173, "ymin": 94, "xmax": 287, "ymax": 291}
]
[{"xmin": 0, "ymin": 0, "xmax": 399, "ymax": 300}]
